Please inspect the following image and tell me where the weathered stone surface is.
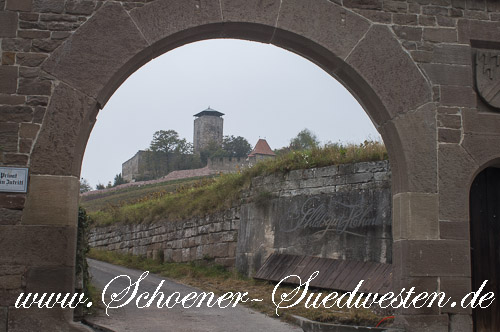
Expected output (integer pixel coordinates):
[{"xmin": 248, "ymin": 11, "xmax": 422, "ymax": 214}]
[
  {"xmin": 17, "ymin": 30, "xmax": 51, "ymax": 39},
  {"xmin": 437, "ymin": 108, "xmax": 461, "ymax": 128},
  {"xmin": 420, "ymin": 63, "xmax": 472, "ymax": 86},
  {"xmin": 31, "ymin": 39, "xmax": 63, "ymax": 52},
  {"xmin": 463, "ymin": 107, "xmax": 500, "ymax": 135},
  {"xmin": 393, "ymin": 193, "xmax": 439, "ymax": 241},
  {"xmin": 16, "ymin": 53, "xmax": 48, "ymax": 67},
  {"xmin": 2, "ymin": 52, "xmax": 15, "ymax": 65},
  {"xmin": 0, "ymin": 11, "xmax": 18, "ymax": 38},
  {"xmin": 396, "ymin": 239, "xmax": 470, "ymax": 277},
  {"xmin": 19, "ymin": 13, "xmax": 39, "ymax": 21},
  {"xmin": 26, "ymin": 266, "xmax": 74, "ymax": 293},
  {"xmin": 19, "ymin": 123, "xmax": 39, "ymax": 139},
  {"xmin": 129, "ymin": 0, "xmax": 221, "ymax": 45},
  {"xmin": 438, "ymin": 144, "xmax": 476, "ymax": 221},
  {"xmin": 346, "ymin": 25, "xmax": 432, "ymax": 122},
  {"xmin": 438, "ymin": 128, "xmax": 461, "ymax": 143},
  {"xmin": 0, "ymin": 225, "xmax": 76, "ymax": 266},
  {"xmin": 6, "ymin": 0, "xmax": 33, "ymax": 11},
  {"xmin": 0, "ymin": 106, "xmax": 32, "ymax": 123},
  {"xmin": 449, "ymin": 314, "xmax": 473, "ymax": 332},
  {"xmin": 3, "ymin": 154, "xmax": 29, "ymax": 166},
  {"xmin": 1, "ymin": 38, "xmax": 31, "ymax": 52},
  {"xmin": 0, "ymin": 194, "xmax": 25, "ymax": 210},
  {"xmin": 33, "ymin": 0, "xmax": 65, "ymax": 13},
  {"xmin": 458, "ymin": 19, "xmax": 500, "ymax": 43},
  {"xmin": 43, "ymin": 3, "xmax": 150, "ymax": 105},
  {"xmin": 0, "ymin": 209, "xmax": 22, "ymax": 225},
  {"xmin": 382, "ymin": 103, "xmax": 437, "ymax": 193},
  {"xmin": 343, "ymin": 0, "xmax": 382, "ymax": 10},
  {"xmin": 22, "ymin": 175, "xmax": 79, "ymax": 226},
  {"xmin": 30, "ymin": 83, "xmax": 97, "ymax": 176},
  {"xmin": 0, "ymin": 307, "xmax": 6, "ymax": 332},
  {"xmin": 26, "ymin": 96, "xmax": 48, "ymax": 106},
  {"xmin": 439, "ymin": 220, "xmax": 469, "ymax": 240},
  {"xmin": 462, "ymin": 133, "xmax": 500, "ymax": 170},
  {"xmin": 276, "ymin": 0, "xmax": 370, "ymax": 60},
  {"xmin": 0, "ymin": 122, "xmax": 19, "ymax": 153},
  {"xmin": 440, "ymin": 277, "xmax": 472, "ymax": 314},
  {"xmin": 440, "ymin": 86, "xmax": 476, "ymax": 107},
  {"xmin": 0, "ymin": 94, "xmax": 24, "ymax": 105},
  {"xmin": 0, "ymin": 66, "xmax": 18, "ymax": 94},
  {"xmin": 220, "ymin": 0, "xmax": 280, "ymax": 29},
  {"xmin": 392, "ymin": 26, "xmax": 423, "ymax": 41},
  {"xmin": 18, "ymin": 78, "xmax": 52, "ymax": 96},
  {"xmin": 65, "ymin": 0, "xmax": 96, "ymax": 15},
  {"xmin": 424, "ymin": 27, "xmax": 458, "ymax": 42}
]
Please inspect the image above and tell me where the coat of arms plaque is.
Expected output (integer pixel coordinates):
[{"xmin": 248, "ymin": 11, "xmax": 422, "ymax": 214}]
[{"xmin": 476, "ymin": 50, "xmax": 500, "ymax": 109}]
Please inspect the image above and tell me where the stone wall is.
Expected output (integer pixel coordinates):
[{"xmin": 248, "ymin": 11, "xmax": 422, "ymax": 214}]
[
  {"xmin": 237, "ymin": 160, "xmax": 392, "ymax": 275},
  {"xmin": 90, "ymin": 160, "xmax": 392, "ymax": 276},
  {"xmin": 89, "ymin": 208, "xmax": 240, "ymax": 267}
]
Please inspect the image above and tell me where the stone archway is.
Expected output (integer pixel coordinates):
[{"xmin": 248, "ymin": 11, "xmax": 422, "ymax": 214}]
[{"xmin": 2, "ymin": 1, "xmax": 500, "ymax": 331}]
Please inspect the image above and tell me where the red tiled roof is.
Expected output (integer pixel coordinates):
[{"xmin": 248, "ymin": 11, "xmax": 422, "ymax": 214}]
[{"xmin": 248, "ymin": 139, "xmax": 276, "ymax": 157}]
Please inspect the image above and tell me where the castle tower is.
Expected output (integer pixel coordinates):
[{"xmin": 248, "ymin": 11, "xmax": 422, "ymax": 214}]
[{"xmin": 193, "ymin": 107, "xmax": 224, "ymax": 154}]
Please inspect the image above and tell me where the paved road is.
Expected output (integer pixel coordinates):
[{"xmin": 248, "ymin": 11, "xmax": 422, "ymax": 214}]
[{"xmin": 87, "ymin": 259, "xmax": 303, "ymax": 332}]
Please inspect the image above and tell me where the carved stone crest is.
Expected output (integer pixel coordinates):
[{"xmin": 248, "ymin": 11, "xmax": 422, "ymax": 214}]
[{"xmin": 476, "ymin": 50, "xmax": 500, "ymax": 109}]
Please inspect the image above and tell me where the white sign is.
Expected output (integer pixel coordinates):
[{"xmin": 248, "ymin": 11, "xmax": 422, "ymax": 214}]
[{"xmin": 0, "ymin": 167, "xmax": 28, "ymax": 193}]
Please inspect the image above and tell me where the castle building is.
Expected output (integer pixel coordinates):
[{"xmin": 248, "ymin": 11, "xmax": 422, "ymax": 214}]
[
  {"xmin": 193, "ymin": 107, "xmax": 224, "ymax": 154},
  {"xmin": 248, "ymin": 138, "xmax": 276, "ymax": 160}
]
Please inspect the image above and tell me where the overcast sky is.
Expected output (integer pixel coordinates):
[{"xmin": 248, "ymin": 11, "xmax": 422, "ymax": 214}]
[{"xmin": 81, "ymin": 39, "xmax": 380, "ymax": 187}]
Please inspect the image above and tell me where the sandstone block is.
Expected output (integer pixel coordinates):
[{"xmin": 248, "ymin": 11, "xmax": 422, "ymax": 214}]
[
  {"xmin": 26, "ymin": 266, "xmax": 74, "ymax": 293},
  {"xmin": 420, "ymin": 63, "xmax": 472, "ymax": 86},
  {"xmin": 33, "ymin": 0, "xmax": 65, "ymax": 13},
  {"xmin": 440, "ymin": 86, "xmax": 476, "ymax": 107},
  {"xmin": 393, "ymin": 193, "xmax": 439, "ymax": 241},
  {"xmin": 44, "ymin": 3, "xmax": 149, "ymax": 105},
  {"xmin": 65, "ymin": 0, "xmax": 96, "ymax": 15},
  {"xmin": 276, "ymin": 0, "xmax": 370, "ymax": 61},
  {"xmin": 0, "ymin": 11, "xmax": 18, "ymax": 38},
  {"xmin": 438, "ymin": 128, "xmax": 461, "ymax": 143},
  {"xmin": 0, "ymin": 66, "xmax": 18, "ymax": 94},
  {"xmin": 423, "ymin": 28, "xmax": 457, "ymax": 42},
  {"xmin": 18, "ymin": 30, "xmax": 51, "ymax": 39},
  {"xmin": 343, "ymin": 0, "xmax": 382, "ymax": 10},
  {"xmin": 30, "ymin": 83, "xmax": 97, "ymax": 176},
  {"xmin": 439, "ymin": 220, "xmax": 469, "ymax": 240},
  {"xmin": 0, "ymin": 208, "xmax": 23, "ymax": 225},
  {"xmin": 439, "ymin": 277, "xmax": 472, "ymax": 314},
  {"xmin": 438, "ymin": 144, "xmax": 476, "ymax": 221},
  {"xmin": 0, "ymin": 94, "xmax": 25, "ymax": 105},
  {"xmin": 346, "ymin": 25, "xmax": 431, "ymax": 123},
  {"xmin": 397, "ymin": 240, "xmax": 470, "ymax": 277},
  {"xmin": 18, "ymin": 78, "xmax": 52, "ymax": 96},
  {"xmin": 0, "ymin": 225, "xmax": 76, "ymax": 266},
  {"xmin": 1, "ymin": 39, "xmax": 31, "ymax": 52}
]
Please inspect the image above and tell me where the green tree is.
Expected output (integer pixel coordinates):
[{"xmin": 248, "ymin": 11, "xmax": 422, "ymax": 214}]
[
  {"xmin": 222, "ymin": 135, "xmax": 252, "ymax": 157},
  {"xmin": 79, "ymin": 178, "xmax": 92, "ymax": 193},
  {"xmin": 113, "ymin": 173, "xmax": 127, "ymax": 187},
  {"xmin": 289, "ymin": 128, "xmax": 320, "ymax": 150},
  {"xmin": 150, "ymin": 130, "xmax": 186, "ymax": 154},
  {"xmin": 95, "ymin": 183, "xmax": 105, "ymax": 190}
]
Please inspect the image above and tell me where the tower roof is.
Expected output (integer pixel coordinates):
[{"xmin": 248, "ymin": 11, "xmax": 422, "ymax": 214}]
[
  {"xmin": 248, "ymin": 139, "xmax": 276, "ymax": 157},
  {"xmin": 194, "ymin": 107, "xmax": 224, "ymax": 117}
]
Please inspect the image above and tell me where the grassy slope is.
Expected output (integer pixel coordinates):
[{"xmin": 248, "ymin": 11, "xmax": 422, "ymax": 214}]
[
  {"xmin": 80, "ymin": 176, "xmax": 213, "ymax": 213},
  {"xmin": 85, "ymin": 141, "xmax": 387, "ymax": 226}
]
